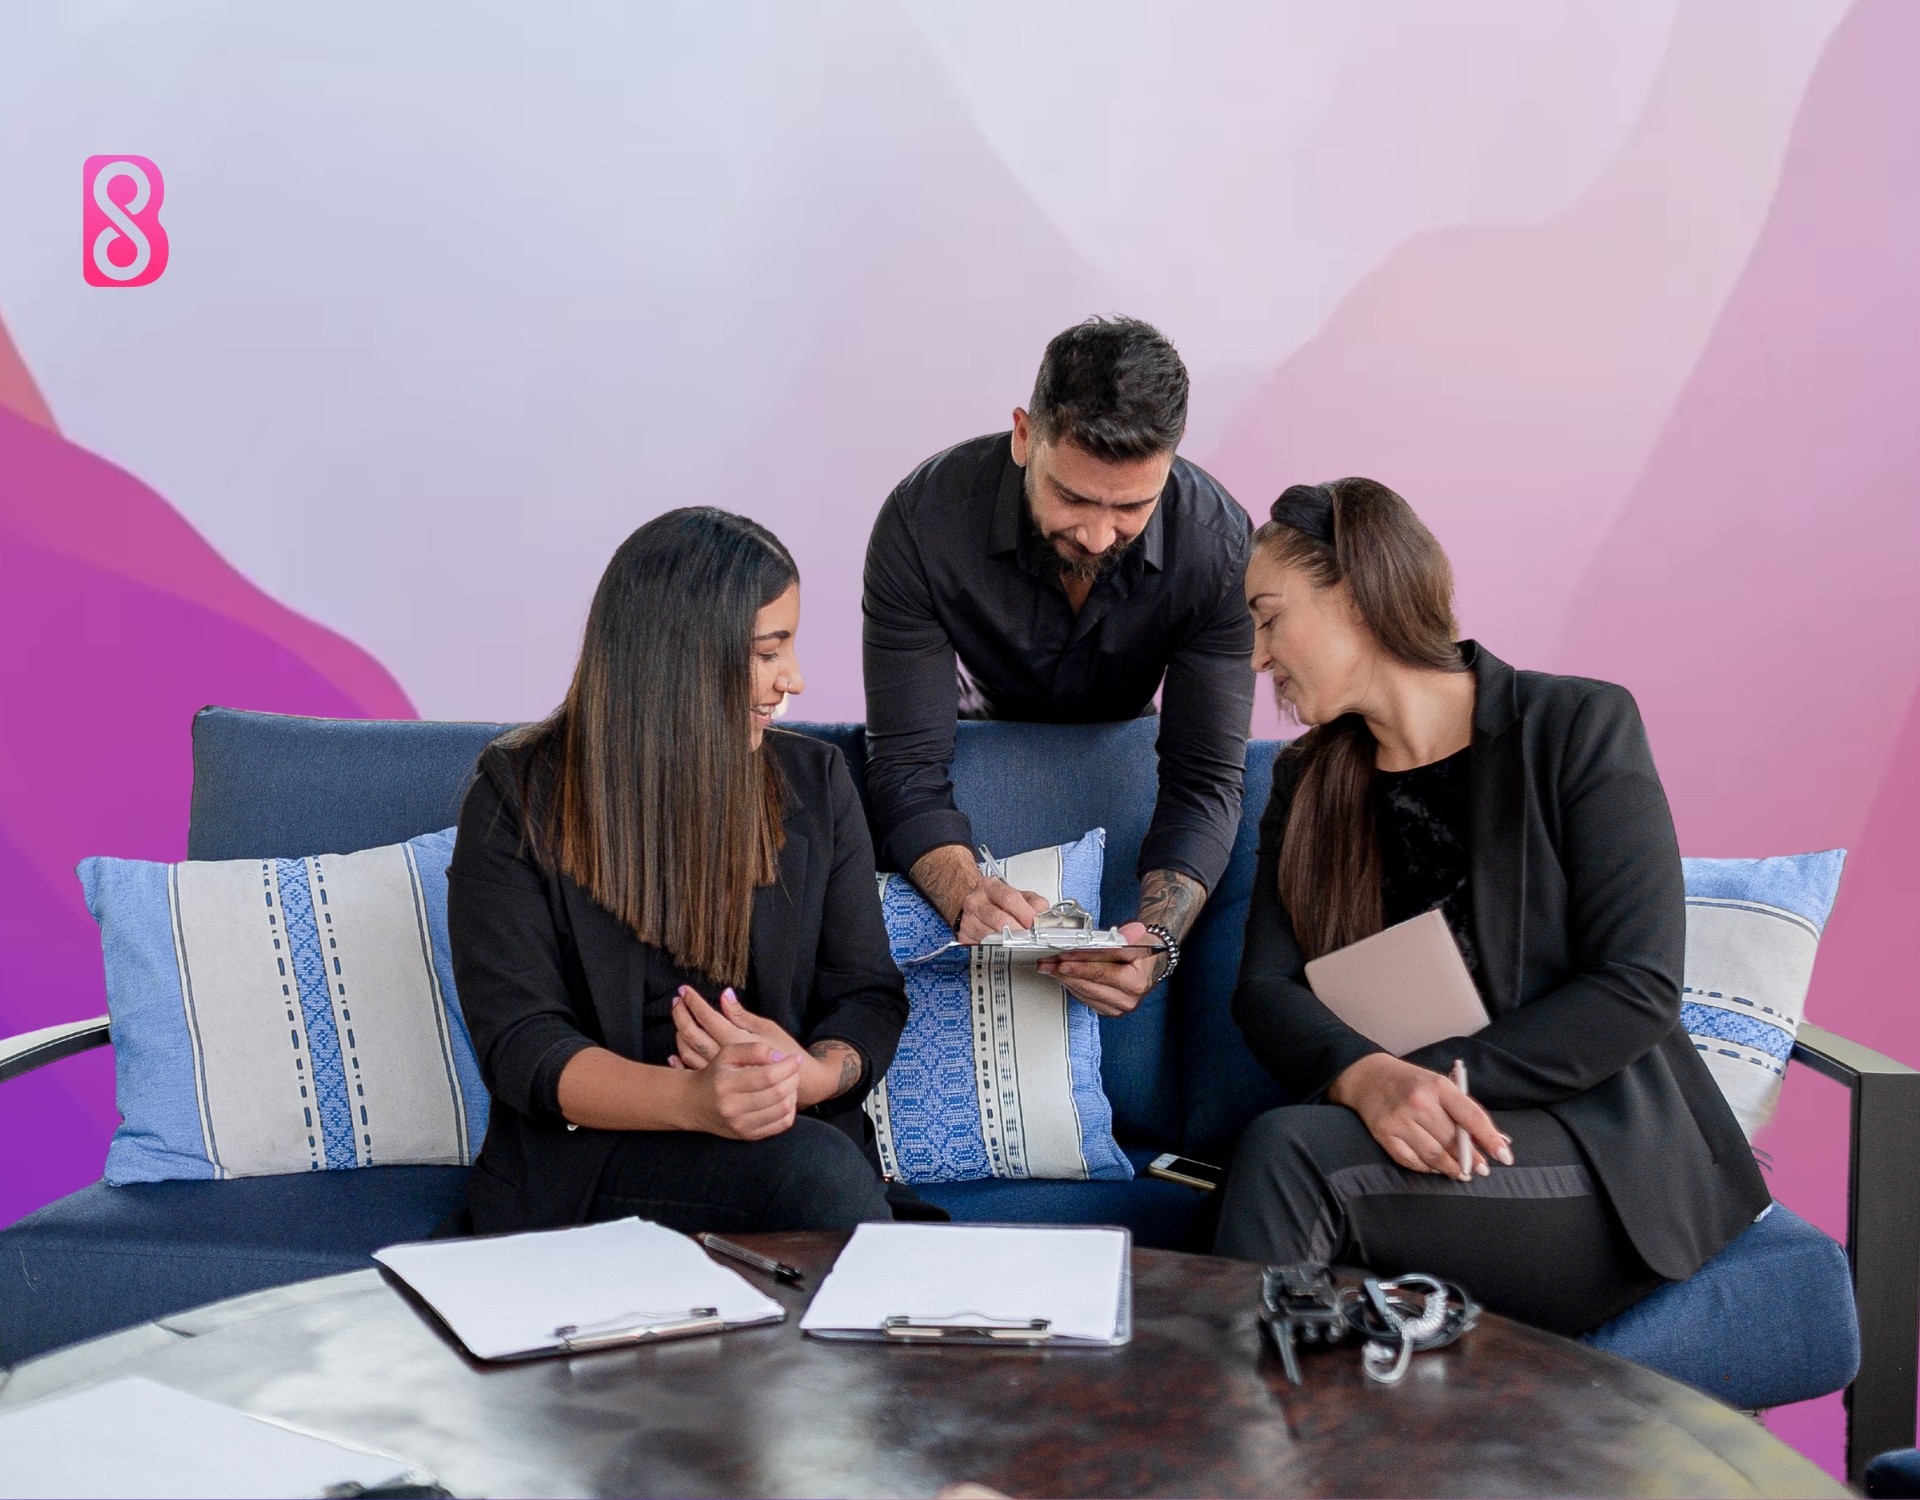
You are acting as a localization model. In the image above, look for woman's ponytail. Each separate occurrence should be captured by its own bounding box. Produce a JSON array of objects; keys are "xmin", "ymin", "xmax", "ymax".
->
[{"xmin": 1258, "ymin": 478, "xmax": 1463, "ymax": 960}]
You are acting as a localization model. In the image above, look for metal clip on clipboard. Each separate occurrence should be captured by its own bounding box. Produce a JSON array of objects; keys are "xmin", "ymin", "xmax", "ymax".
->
[
  {"xmin": 882, "ymin": 1314, "xmax": 1055, "ymax": 1343},
  {"xmin": 553, "ymin": 1306, "xmax": 725, "ymax": 1353},
  {"xmin": 904, "ymin": 899, "xmax": 1169, "ymax": 966}
]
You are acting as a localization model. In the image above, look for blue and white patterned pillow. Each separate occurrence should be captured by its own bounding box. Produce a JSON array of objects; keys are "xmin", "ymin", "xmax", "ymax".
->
[
  {"xmin": 78, "ymin": 829, "xmax": 487, "ymax": 1184},
  {"xmin": 865, "ymin": 829, "xmax": 1132, "ymax": 1184},
  {"xmin": 1681, "ymin": 849, "xmax": 1845, "ymax": 1139}
]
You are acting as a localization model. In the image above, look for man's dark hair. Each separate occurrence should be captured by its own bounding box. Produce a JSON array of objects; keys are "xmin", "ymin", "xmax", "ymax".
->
[{"xmin": 1027, "ymin": 315, "xmax": 1189, "ymax": 463}]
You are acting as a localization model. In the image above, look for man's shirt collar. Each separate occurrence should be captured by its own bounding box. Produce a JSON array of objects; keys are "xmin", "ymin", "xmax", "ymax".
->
[{"xmin": 990, "ymin": 444, "xmax": 1171, "ymax": 581}]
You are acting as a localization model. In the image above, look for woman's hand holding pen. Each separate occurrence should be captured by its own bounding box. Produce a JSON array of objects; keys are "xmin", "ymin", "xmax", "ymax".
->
[
  {"xmin": 671, "ymin": 986, "xmax": 857, "ymax": 1108},
  {"xmin": 1327, "ymin": 1053, "xmax": 1512, "ymax": 1181}
]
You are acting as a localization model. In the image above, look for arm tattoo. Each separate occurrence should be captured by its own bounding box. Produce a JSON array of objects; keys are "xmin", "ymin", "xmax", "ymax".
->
[
  {"xmin": 1137, "ymin": 869, "xmax": 1207, "ymax": 943},
  {"xmin": 808, "ymin": 1039, "xmax": 864, "ymax": 1101}
]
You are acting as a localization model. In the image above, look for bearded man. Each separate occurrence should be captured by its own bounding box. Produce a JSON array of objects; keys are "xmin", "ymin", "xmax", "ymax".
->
[{"xmin": 861, "ymin": 316, "xmax": 1254, "ymax": 1017}]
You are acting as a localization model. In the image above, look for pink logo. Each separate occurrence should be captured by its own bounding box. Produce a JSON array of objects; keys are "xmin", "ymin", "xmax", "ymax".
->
[{"xmin": 83, "ymin": 156, "xmax": 169, "ymax": 287}]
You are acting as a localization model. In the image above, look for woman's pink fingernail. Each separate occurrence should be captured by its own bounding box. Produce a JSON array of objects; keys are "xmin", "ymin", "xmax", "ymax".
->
[
  {"xmin": 770, "ymin": 1050, "xmax": 786, "ymax": 1062},
  {"xmin": 1497, "ymin": 1146, "xmax": 1515, "ymax": 1166}
]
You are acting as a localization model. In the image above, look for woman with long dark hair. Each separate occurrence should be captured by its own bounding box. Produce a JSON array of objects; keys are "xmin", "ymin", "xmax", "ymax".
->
[
  {"xmin": 1217, "ymin": 479, "xmax": 1767, "ymax": 1334},
  {"xmin": 448, "ymin": 507, "xmax": 906, "ymax": 1235}
]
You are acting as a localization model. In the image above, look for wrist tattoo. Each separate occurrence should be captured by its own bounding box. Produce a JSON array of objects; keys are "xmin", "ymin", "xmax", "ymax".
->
[
  {"xmin": 808, "ymin": 1040, "xmax": 863, "ymax": 1100},
  {"xmin": 1137, "ymin": 869, "xmax": 1206, "ymax": 943}
]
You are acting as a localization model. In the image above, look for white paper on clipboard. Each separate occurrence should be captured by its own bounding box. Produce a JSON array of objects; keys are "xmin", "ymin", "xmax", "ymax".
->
[
  {"xmin": 799, "ymin": 1223, "xmax": 1132, "ymax": 1346},
  {"xmin": 374, "ymin": 1217, "xmax": 784, "ymax": 1361}
]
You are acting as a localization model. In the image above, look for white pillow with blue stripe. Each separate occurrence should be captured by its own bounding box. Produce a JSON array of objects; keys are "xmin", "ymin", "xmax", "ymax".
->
[
  {"xmin": 78, "ymin": 829, "xmax": 487, "ymax": 1184},
  {"xmin": 865, "ymin": 828, "xmax": 1131, "ymax": 1184},
  {"xmin": 1681, "ymin": 849, "xmax": 1845, "ymax": 1140}
]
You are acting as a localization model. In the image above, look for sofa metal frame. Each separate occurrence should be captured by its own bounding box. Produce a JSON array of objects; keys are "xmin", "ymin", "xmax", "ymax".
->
[{"xmin": 4, "ymin": 1013, "xmax": 1916, "ymax": 1484}]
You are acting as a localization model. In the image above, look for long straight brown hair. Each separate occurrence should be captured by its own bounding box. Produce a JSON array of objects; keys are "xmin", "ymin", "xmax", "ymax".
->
[
  {"xmin": 1258, "ymin": 478, "xmax": 1466, "ymax": 961},
  {"xmin": 506, "ymin": 508, "xmax": 795, "ymax": 987}
]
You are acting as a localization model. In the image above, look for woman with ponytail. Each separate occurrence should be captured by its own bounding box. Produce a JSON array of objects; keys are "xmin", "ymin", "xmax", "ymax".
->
[
  {"xmin": 448, "ymin": 508, "xmax": 907, "ymax": 1237},
  {"xmin": 1216, "ymin": 479, "xmax": 1766, "ymax": 1335}
]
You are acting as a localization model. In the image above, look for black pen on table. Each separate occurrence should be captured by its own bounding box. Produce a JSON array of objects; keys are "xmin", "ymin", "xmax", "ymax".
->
[{"xmin": 699, "ymin": 1232, "xmax": 804, "ymax": 1284}]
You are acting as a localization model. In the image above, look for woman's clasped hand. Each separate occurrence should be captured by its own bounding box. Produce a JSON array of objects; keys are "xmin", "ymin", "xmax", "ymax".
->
[
  {"xmin": 670, "ymin": 985, "xmax": 861, "ymax": 1122},
  {"xmin": 1325, "ymin": 1053, "xmax": 1512, "ymax": 1181}
]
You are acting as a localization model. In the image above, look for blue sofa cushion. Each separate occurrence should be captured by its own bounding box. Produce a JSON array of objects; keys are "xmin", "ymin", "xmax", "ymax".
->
[
  {"xmin": 917, "ymin": 1148, "xmax": 1214, "ymax": 1252},
  {"xmin": 0, "ymin": 1167, "xmax": 472, "ymax": 1364},
  {"xmin": 187, "ymin": 710, "xmax": 518, "ymax": 861},
  {"xmin": 1582, "ymin": 1203, "xmax": 1858, "ymax": 1410},
  {"xmin": 1866, "ymin": 1447, "xmax": 1920, "ymax": 1498}
]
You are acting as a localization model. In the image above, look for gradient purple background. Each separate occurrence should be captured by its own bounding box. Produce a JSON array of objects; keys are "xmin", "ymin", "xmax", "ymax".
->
[{"xmin": 2, "ymin": 1, "xmax": 1916, "ymax": 1477}]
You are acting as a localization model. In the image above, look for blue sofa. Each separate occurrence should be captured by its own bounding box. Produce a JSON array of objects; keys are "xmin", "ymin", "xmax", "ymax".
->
[{"xmin": 3, "ymin": 708, "xmax": 1915, "ymax": 1483}]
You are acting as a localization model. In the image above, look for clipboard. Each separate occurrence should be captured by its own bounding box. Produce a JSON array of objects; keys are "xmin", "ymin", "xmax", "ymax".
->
[
  {"xmin": 1303, "ymin": 907, "xmax": 1490, "ymax": 1055},
  {"xmin": 0, "ymin": 1376, "xmax": 440, "ymax": 1500},
  {"xmin": 798, "ymin": 1223, "xmax": 1134, "ymax": 1348},
  {"xmin": 374, "ymin": 1218, "xmax": 786, "ymax": 1362},
  {"xmin": 905, "ymin": 900, "xmax": 1169, "ymax": 968}
]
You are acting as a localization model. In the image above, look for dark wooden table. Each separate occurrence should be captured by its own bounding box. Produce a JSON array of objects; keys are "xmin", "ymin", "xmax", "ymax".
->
[{"xmin": 0, "ymin": 1231, "xmax": 1847, "ymax": 1498}]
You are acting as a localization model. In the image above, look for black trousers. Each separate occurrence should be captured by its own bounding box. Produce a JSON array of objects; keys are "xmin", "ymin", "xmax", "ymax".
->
[
  {"xmin": 1214, "ymin": 1104, "xmax": 1666, "ymax": 1336},
  {"xmin": 588, "ymin": 1117, "xmax": 894, "ymax": 1235}
]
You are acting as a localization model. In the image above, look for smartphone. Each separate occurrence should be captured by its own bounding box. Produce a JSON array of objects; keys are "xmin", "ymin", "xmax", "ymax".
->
[{"xmin": 1146, "ymin": 1153, "xmax": 1224, "ymax": 1191}]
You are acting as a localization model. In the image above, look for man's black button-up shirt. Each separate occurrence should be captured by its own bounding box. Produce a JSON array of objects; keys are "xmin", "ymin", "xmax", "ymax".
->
[{"xmin": 861, "ymin": 431, "xmax": 1255, "ymax": 891}]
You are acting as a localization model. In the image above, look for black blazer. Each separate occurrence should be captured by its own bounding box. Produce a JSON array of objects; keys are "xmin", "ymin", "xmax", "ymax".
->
[
  {"xmin": 1231, "ymin": 643, "xmax": 1768, "ymax": 1281},
  {"xmin": 447, "ymin": 728, "xmax": 909, "ymax": 1234}
]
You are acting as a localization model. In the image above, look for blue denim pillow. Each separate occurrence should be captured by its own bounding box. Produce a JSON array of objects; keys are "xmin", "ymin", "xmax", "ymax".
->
[
  {"xmin": 1681, "ymin": 849, "xmax": 1845, "ymax": 1138},
  {"xmin": 864, "ymin": 828, "xmax": 1131, "ymax": 1184},
  {"xmin": 78, "ymin": 829, "xmax": 487, "ymax": 1184}
]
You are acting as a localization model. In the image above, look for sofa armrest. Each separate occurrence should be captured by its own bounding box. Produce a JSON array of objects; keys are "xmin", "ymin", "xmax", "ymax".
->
[
  {"xmin": 0, "ymin": 1016, "xmax": 111, "ymax": 1086},
  {"xmin": 1791, "ymin": 1022, "xmax": 1920, "ymax": 1485}
]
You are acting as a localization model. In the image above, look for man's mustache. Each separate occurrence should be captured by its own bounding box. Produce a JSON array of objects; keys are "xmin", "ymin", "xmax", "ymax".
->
[{"xmin": 1050, "ymin": 532, "xmax": 1137, "ymax": 581}]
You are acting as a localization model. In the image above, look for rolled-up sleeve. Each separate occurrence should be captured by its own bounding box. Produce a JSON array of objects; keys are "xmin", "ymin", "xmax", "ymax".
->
[
  {"xmin": 862, "ymin": 489, "xmax": 973, "ymax": 871},
  {"xmin": 802, "ymin": 750, "xmax": 911, "ymax": 1101},
  {"xmin": 446, "ymin": 757, "xmax": 595, "ymax": 1125},
  {"xmin": 1144, "ymin": 537, "xmax": 1255, "ymax": 891}
]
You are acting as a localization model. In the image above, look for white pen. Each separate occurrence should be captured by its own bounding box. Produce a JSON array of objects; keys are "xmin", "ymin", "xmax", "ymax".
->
[{"xmin": 1450, "ymin": 1059, "xmax": 1473, "ymax": 1179}]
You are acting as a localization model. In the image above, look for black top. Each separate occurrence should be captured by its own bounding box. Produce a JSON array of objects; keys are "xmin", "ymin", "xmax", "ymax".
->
[
  {"xmin": 1231, "ymin": 644, "xmax": 1769, "ymax": 1282},
  {"xmin": 1377, "ymin": 746, "xmax": 1477, "ymax": 972},
  {"xmin": 861, "ymin": 431, "xmax": 1255, "ymax": 889},
  {"xmin": 447, "ymin": 729, "xmax": 910, "ymax": 1234}
]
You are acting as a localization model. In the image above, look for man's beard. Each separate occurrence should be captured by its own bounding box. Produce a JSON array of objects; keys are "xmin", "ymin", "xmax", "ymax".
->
[{"xmin": 1026, "ymin": 473, "xmax": 1139, "ymax": 582}]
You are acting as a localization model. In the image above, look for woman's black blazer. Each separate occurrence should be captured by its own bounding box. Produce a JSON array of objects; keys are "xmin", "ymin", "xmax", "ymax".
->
[
  {"xmin": 1232, "ymin": 643, "xmax": 1769, "ymax": 1281},
  {"xmin": 447, "ymin": 728, "xmax": 909, "ymax": 1234}
]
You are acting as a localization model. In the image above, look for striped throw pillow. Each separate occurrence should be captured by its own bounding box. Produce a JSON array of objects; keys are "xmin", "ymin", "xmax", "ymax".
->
[
  {"xmin": 864, "ymin": 829, "xmax": 1131, "ymax": 1184},
  {"xmin": 1680, "ymin": 850, "xmax": 1846, "ymax": 1140},
  {"xmin": 78, "ymin": 830, "xmax": 487, "ymax": 1183}
]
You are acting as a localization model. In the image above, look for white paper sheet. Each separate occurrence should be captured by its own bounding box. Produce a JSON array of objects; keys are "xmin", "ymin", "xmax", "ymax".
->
[
  {"xmin": 374, "ymin": 1216, "xmax": 784, "ymax": 1360},
  {"xmin": 798, "ymin": 1223, "xmax": 1128, "ymax": 1341},
  {"xmin": 0, "ymin": 1377, "xmax": 418, "ymax": 1499}
]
